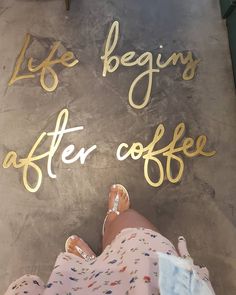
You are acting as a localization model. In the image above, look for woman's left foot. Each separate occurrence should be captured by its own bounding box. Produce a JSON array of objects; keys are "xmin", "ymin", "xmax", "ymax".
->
[{"xmin": 65, "ymin": 235, "xmax": 96, "ymax": 261}]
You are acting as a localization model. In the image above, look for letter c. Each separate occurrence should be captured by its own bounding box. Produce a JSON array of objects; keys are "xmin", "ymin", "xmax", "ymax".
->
[{"xmin": 116, "ymin": 143, "xmax": 130, "ymax": 161}]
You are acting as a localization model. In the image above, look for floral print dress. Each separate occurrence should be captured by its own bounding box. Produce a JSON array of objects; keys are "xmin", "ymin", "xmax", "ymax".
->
[{"xmin": 4, "ymin": 228, "xmax": 214, "ymax": 295}]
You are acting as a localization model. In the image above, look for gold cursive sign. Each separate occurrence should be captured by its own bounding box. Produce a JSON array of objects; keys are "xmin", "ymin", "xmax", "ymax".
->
[
  {"xmin": 116, "ymin": 123, "xmax": 216, "ymax": 187},
  {"xmin": 101, "ymin": 21, "xmax": 200, "ymax": 109},
  {"xmin": 2, "ymin": 113, "xmax": 216, "ymax": 192},
  {"xmin": 2, "ymin": 109, "xmax": 97, "ymax": 192},
  {"xmin": 8, "ymin": 34, "xmax": 79, "ymax": 91}
]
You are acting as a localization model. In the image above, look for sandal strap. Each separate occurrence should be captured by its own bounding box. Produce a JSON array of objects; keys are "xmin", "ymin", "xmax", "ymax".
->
[
  {"xmin": 107, "ymin": 208, "xmax": 120, "ymax": 215},
  {"xmin": 75, "ymin": 246, "xmax": 96, "ymax": 262},
  {"xmin": 106, "ymin": 194, "xmax": 120, "ymax": 216}
]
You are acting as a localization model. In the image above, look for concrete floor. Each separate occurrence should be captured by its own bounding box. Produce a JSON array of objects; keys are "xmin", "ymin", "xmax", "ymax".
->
[{"xmin": 0, "ymin": 0, "xmax": 236, "ymax": 294}]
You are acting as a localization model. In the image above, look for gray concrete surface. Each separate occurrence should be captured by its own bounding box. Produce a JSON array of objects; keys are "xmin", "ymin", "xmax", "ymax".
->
[{"xmin": 0, "ymin": 0, "xmax": 236, "ymax": 294}]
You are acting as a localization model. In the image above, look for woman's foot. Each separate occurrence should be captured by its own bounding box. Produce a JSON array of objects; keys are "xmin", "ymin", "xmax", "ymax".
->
[
  {"xmin": 102, "ymin": 184, "xmax": 130, "ymax": 235},
  {"xmin": 65, "ymin": 235, "xmax": 96, "ymax": 261}
]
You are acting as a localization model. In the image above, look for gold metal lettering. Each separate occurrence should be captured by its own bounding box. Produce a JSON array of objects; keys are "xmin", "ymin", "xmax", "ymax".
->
[
  {"xmin": 8, "ymin": 34, "xmax": 35, "ymax": 85},
  {"xmin": 101, "ymin": 21, "xmax": 200, "ymax": 109},
  {"xmin": 116, "ymin": 123, "xmax": 215, "ymax": 187},
  {"xmin": 8, "ymin": 34, "xmax": 79, "ymax": 91},
  {"xmin": 156, "ymin": 52, "xmax": 200, "ymax": 80},
  {"xmin": 2, "ymin": 109, "xmax": 97, "ymax": 192}
]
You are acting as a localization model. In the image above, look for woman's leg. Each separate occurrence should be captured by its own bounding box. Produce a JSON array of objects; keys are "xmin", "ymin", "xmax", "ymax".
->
[{"xmin": 102, "ymin": 186, "xmax": 158, "ymax": 249}]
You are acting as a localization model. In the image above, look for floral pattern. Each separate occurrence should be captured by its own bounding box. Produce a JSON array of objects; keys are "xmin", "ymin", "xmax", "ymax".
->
[{"xmin": 4, "ymin": 228, "xmax": 212, "ymax": 295}]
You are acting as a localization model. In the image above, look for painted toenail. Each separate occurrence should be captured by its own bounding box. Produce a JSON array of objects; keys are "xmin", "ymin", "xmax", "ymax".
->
[{"xmin": 70, "ymin": 235, "xmax": 77, "ymax": 240}]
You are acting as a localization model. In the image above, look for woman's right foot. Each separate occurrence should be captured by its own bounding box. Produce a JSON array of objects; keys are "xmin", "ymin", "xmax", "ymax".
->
[
  {"xmin": 65, "ymin": 235, "xmax": 96, "ymax": 261},
  {"xmin": 102, "ymin": 184, "xmax": 130, "ymax": 235}
]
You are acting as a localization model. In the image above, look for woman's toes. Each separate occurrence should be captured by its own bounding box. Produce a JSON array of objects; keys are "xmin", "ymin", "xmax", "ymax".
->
[
  {"xmin": 67, "ymin": 241, "xmax": 77, "ymax": 254},
  {"xmin": 66, "ymin": 235, "xmax": 96, "ymax": 260},
  {"xmin": 111, "ymin": 184, "xmax": 118, "ymax": 191}
]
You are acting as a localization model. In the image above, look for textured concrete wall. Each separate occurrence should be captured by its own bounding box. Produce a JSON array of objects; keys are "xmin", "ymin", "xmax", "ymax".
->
[{"xmin": 0, "ymin": 0, "xmax": 236, "ymax": 294}]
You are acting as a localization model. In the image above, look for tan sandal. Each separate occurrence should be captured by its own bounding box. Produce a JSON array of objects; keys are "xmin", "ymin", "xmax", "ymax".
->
[
  {"xmin": 102, "ymin": 184, "xmax": 130, "ymax": 236},
  {"xmin": 65, "ymin": 235, "xmax": 96, "ymax": 262}
]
